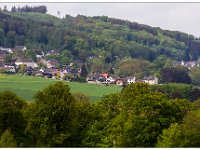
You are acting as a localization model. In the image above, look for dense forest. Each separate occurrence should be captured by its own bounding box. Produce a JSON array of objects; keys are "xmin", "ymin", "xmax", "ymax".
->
[
  {"xmin": 1, "ymin": 81, "xmax": 200, "ymax": 147},
  {"xmin": 1, "ymin": 5, "xmax": 200, "ymax": 80}
]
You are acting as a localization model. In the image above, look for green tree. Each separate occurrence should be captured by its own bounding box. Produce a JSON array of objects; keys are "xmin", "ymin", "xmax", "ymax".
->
[
  {"xmin": 80, "ymin": 64, "xmax": 88, "ymax": 77},
  {"xmin": 116, "ymin": 58, "xmax": 153, "ymax": 78},
  {"xmin": 0, "ymin": 28, "xmax": 4, "ymax": 46},
  {"xmin": 0, "ymin": 91, "xmax": 27, "ymax": 146},
  {"xmin": 0, "ymin": 129, "xmax": 17, "ymax": 147},
  {"xmin": 82, "ymin": 93, "xmax": 122, "ymax": 147},
  {"xmin": 153, "ymin": 55, "xmax": 172, "ymax": 69},
  {"xmin": 190, "ymin": 67, "xmax": 200, "ymax": 85},
  {"xmin": 25, "ymin": 82, "xmax": 79, "ymax": 147},
  {"xmin": 160, "ymin": 66, "xmax": 191, "ymax": 84},
  {"xmin": 157, "ymin": 110, "xmax": 200, "ymax": 147},
  {"xmin": 87, "ymin": 57, "xmax": 105, "ymax": 73},
  {"xmin": 6, "ymin": 31, "xmax": 16, "ymax": 48},
  {"xmin": 156, "ymin": 123, "xmax": 183, "ymax": 147},
  {"xmin": 3, "ymin": 53, "xmax": 14, "ymax": 64},
  {"xmin": 17, "ymin": 64, "xmax": 27, "ymax": 74},
  {"xmin": 119, "ymin": 83, "xmax": 194, "ymax": 147}
]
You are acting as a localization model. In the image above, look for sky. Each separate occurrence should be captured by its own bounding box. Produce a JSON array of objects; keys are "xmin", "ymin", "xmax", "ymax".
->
[{"xmin": 1, "ymin": 2, "xmax": 200, "ymax": 37}]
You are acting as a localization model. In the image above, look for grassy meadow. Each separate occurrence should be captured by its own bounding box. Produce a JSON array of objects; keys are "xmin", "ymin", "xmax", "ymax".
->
[{"xmin": 0, "ymin": 74, "xmax": 122, "ymax": 102}]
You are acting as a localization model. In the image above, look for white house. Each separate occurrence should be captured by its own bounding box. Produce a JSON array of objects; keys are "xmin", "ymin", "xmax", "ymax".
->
[
  {"xmin": 15, "ymin": 58, "xmax": 38, "ymax": 68},
  {"xmin": 39, "ymin": 68, "xmax": 44, "ymax": 72},
  {"xmin": 0, "ymin": 47, "xmax": 13, "ymax": 53},
  {"xmin": 142, "ymin": 76, "xmax": 158, "ymax": 85},
  {"xmin": 106, "ymin": 76, "xmax": 116, "ymax": 83},
  {"xmin": 126, "ymin": 76, "xmax": 136, "ymax": 84}
]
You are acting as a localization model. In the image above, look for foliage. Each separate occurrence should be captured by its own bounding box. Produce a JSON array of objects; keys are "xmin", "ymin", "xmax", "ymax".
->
[
  {"xmin": 0, "ymin": 129, "xmax": 17, "ymax": 147},
  {"xmin": 11, "ymin": 5, "xmax": 47, "ymax": 14},
  {"xmin": 25, "ymin": 82, "xmax": 79, "ymax": 147},
  {"xmin": 115, "ymin": 58, "xmax": 153, "ymax": 78},
  {"xmin": 0, "ymin": 91, "xmax": 27, "ymax": 146},
  {"xmin": 151, "ymin": 83, "xmax": 200, "ymax": 102},
  {"xmin": 160, "ymin": 66, "xmax": 192, "ymax": 84},
  {"xmin": 0, "ymin": 80, "xmax": 199, "ymax": 147},
  {"xmin": 157, "ymin": 110, "xmax": 200, "ymax": 147},
  {"xmin": 189, "ymin": 66, "xmax": 200, "ymax": 85},
  {"xmin": 118, "ymin": 83, "xmax": 194, "ymax": 147}
]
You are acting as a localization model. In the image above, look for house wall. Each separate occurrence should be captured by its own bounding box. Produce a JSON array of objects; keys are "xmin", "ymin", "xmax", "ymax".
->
[
  {"xmin": 143, "ymin": 78, "xmax": 158, "ymax": 85},
  {"xmin": 87, "ymin": 80, "xmax": 96, "ymax": 84},
  {"xmin": 15, "ymin": 62, "xmax": 38, "ymax": 68},
  {"xmin": 116, "ymin": 80, "xmax": 123, "ymax": 86},
  {"xmin": 127, "ymin": 78, "xmax": 136, "ymax": 84}
]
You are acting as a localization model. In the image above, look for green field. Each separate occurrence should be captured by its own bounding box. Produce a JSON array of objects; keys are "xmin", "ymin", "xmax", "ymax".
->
[{"xmin": 0, "ymin": 74, "xmax": 122, "ymax": 102}]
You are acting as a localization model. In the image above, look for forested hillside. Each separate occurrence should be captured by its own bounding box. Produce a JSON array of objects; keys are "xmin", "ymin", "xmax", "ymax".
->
[
  {"xmin": 1, "ymin": 6, "xmax": 200, "ymax": 82},
  {"xmin": 1, "ymin": 7, "xmax": 200, "ymax": 62}
]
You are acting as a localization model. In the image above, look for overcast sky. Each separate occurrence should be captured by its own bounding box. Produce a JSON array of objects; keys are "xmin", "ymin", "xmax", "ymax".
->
[{"xmin": 1, "ymin": 3, "xmax": 200, "ymax": 37}]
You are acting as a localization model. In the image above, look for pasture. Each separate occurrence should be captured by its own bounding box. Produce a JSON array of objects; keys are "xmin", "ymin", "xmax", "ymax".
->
[{"xmin": 0, "ymin": 74, "xmax": 122, "ymax": 101}]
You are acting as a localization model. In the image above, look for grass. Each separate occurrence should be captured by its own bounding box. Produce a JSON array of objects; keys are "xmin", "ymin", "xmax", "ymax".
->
[{"xmin": 0, "ymin": 74, "xmax": 122, "ymax": 102}]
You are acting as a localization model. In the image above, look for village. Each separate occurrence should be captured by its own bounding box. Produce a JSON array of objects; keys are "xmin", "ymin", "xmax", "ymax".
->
[{"xmin": 1, "ymin": 45, "xmax": 199, "ymax": 87}]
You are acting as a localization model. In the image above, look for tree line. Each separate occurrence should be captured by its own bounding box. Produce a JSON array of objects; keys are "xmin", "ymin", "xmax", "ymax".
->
[
  {"xmin": 10, "ymin": 5, "xmax": 47, "ymax": 14},
  {"xmin": 0, "ymin": 82, "xmax": 200, "ymax": 147}
]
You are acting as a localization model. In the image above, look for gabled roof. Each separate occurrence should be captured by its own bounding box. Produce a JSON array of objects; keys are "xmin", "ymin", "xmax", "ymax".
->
[{"xmin": 100, "ymin": 73, "xmax": 109, "ymax": 78}]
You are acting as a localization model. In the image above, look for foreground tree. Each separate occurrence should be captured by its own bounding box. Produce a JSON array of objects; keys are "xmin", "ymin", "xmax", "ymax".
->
[
  {"xmin": 157, "ymin": 110, "xmax": 200, "ymax": 147},
  {"xmin": 25, "ymin": 82, "xmax": 79, "ymax": 147},
  {"xmin": 0, "ymin": 129, "xmax": 17, "ymax": 147},
  {"xmin": 117, "ymin": 83, "xmax": 194, "ymax": 147},
  {"xmin": 0, "ymin": 91, "xmax": 27, "ymax": 147}
]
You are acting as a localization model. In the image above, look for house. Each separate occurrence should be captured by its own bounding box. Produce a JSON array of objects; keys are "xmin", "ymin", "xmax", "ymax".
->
[
  {"xmin": 42, "ymin": 68, "xmax": 53, "ymax": 78},
  {"xmin": 2, "ymin": 66, "xmax": 16, "ymax": 73},
  {"xmin": 174, "ymin": 60, "xmax": 199, "ymax": 69},
  {"xmin": 47, "ymin": 59, "xmax": 59, "ymax": 68},
  {"xmin": 15, "ymin": 58, "xmax": 38, "ymax": 68},
  {"xmin": 184, "ymin": 61, "xmax": 199, "ymax": 69},
  {"xmin": 34, "ymin": 71, "xmax": 43, "ymax": 77},
  {"xmin": 115, "ymin": 79, "xmax": 125, "ymax": 86},
  {"xmin": 142, "ymin": 76, "xmax": 158, "ymax": 85},
  {"xmin": 115, "ymin": 76, "xmax": 136, "ymax": 86},
  {"xmin": 86, "ymin": 73, "xmax": 107, "ymax": 84},
  {"xmin": 0, "ymin": 47, "xmax": 13, "ymax": 53},
  {"xmin": 106, "ymin": 75, "xmax": 117, "ymax": 84},
  {"xmin": 125, "ymin": 76, "xmax": 136, "ymax": 84}
]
